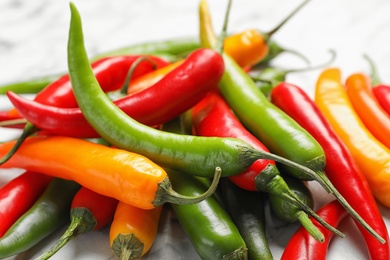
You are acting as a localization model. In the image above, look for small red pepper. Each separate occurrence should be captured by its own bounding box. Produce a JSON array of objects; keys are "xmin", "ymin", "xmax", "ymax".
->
[
  {"xmin": 281, "ymin": 200, "xmax": 349, "ymax": 260},
  {"xmin": 7, "ymin": 48, "xmax": 223, "ymax": 138},
  {"xmin": 270, "ymin": 82, "xmax": 389, "ymax": 259},
  {"xmin": 0, "ymin": 171, "xmax": 53, "ymax": 238},
  {"xmin": 0, "ymin": 55, "xmax": 169, "ymax": 122},
  {"xmin": 36, "ymin": 187, "xmax": 118, "ymax": 260}
]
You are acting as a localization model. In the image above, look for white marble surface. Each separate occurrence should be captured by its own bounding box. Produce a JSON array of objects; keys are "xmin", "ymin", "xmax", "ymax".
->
[{"xmin": 1, "ymin": 0, "xmax": 390, "ymax": 259}]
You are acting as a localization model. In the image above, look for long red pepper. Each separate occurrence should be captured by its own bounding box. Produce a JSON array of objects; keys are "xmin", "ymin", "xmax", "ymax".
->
[
  {"xmin": 281, "ymin": 200, "xmax": 349, "ymax": 260},
  {"xmin": 36, "ymin": 187, "xmax": 118, "ymax": 260},
  {"xmin": 270, "ymin": 82, "xmax": 390, "ymax": 260},
  {"xmin": 6, "ymin": 48, "xmax": 224, "ymax": 138},
  {"xmin": 191, "ymin": 91, "xmax": 338, "ymax": 238},
  {"xmin": 0, "ymin": 55, "xmax": 169, "ymax": 122},
  {"xmin": 0, "ymin": 171, "xmax": 53, "ymax": 237}
]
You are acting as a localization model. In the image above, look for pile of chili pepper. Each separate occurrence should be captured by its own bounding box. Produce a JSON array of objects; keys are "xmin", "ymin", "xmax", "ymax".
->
[{"xmin": 0, "ymin": 0, "xmax": 389, "ymax": 259}]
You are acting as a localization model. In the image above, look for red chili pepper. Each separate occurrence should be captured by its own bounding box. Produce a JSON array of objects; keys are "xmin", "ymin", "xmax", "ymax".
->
[
  {"xmin": 36, "ymin": 187, "xmax": 118, "ymax": 260},
  {"xmin": 364, "ymin": 54, "xmax": 390, "ymax": 116},
  {"xmin": 191, "ymin": 91, "xmax": 275, "ymax": 191},
  {"xmin": 281, "ymin": 200, "xmax": 348, "ymax": 260},
  {"xmin": 191, "ymin": 91, "xmax": 337, "ymax": 236},
  {"xmin": 0, "ymin": 171, "xmax": 53, "ymax": 237},
  {"xmin": 1, "ymin": 55, "xmax": 169, "ymax": 122},
  {"xmin": 7, "ymin": 48, "xmax": 224, "ymax": 138},
  {"xmin": 270, "ymin": 82, "xmax": 390, "ymax": 259}
]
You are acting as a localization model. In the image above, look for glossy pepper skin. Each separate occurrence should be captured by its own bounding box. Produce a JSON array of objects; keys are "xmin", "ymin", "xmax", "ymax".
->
[
  {"xmin": 168, "ymin": 169, "xmax": 248, "ymax": 260},
  {"xmin": 7, "ymin": 47, "xmax": 221, "ymax": 138},
  {"xmin": 315, "ymin": 68, "xmax": 390, "ymax": 209},
  {"xmin": 0, "ymin": 171, "xmax": 53, "ymax": 237},
  {"xmin": 36, "ymin": 187, "xmax": 119, "ymax": 260},
  {"xmin": 271, "ymin": 81, "xmax": 390, "ymax": 259},
  {"xmin": 0, "ymin": 136, "xmax": 219, "ymax": 210},
  {"xmin": 0, "ymin": 178, "xmax": 80, "ymax": 258},
  {"xmin": 372, "ymin": 84, "xmax": 390, "ymax": 116},
  {"xmin": 345, "ymin": 72, "xmax": 390, "ymax": 149},
  {"xmin": 1, "ymin": 55, "xmax": 168, "ymax": 122},
  {"xmin": 109, "ymin": 202, "xmax": 163, "ymax": 259},
  {"xmin": 219, "ymin": 178, "xmax": 273, "ymax": 260},
  {"xmin": 66, "ymin": 3, "xmax": 313, "ymax": 179},
  {"xmin": 281, "ymin": 200, "xmax": 349, "ymax": 260}
]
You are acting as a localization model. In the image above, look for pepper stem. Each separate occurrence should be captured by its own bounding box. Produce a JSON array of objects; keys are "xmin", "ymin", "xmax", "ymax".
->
[
  {"xmin": 363, "ymin": 54, "xmax": 381, "ymax": 86},
  {"xmin": 119, "ymin": 56, "xmax": 158, "ymax": 95},
  {"xmin": 296, "ymin": 211, "xmax": 325, "ymax": 243},
  {"xmin": 35, "ymin": 207, "xmax": 97, "ymax": 260},
  {"xmin": 153, "ymin": 167, "xmax": 222, "ymax": 207},
  {"xmin": 214, "ymin": 0, "xmax": 232, "ymax": 54},
  {"xmin": 256, "ymin": 164, "xmax": 344, "ymax": 238},
  {"xmin": 0, "ymin": 122, "xmax": 38, "ymax": 165},
  {"xmin": 252, "ymin": 149, "xmax": 385, "ymax": 243},
  {"xmin": 111, "ymin": 233, "xmax": 144, "ymax": 260},
  {"xmin": 264, "ymin": 0, "xmax": 311, "ymax": 40}
]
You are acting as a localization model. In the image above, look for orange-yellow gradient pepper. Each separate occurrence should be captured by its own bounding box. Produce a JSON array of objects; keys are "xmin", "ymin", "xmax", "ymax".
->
[
  {"xmin": 0, "ymin": 136, "xmax": 217, "ymax": 210},
  {"xmin": 109, "ymin": 202, "xmax": 163, "ymax": 259},
  {"xmin": 345, "ymin": 72, "xmax": 390, "ymax": 149},
  {"xmin": 315, "ymin": 67, "xmax": 390, "ymax": 207}
]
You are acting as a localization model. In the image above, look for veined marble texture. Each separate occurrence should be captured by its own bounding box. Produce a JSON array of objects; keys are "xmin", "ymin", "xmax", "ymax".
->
[{"xmin": 1, "ymin": 0, "xmax": 390, "ymax": 259}]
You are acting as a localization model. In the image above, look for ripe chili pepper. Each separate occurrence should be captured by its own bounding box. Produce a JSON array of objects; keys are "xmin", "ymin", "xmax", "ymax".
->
[
  {"xmin": 345, "ymin": 72, "xmax": 390, "ymax": 149},
  {"xmin": 66, "ymin": 2, "xmax": 324, "ymax": 181},
  {"xmin": 0, "ymin": 178, "xmax": 80, "ymax": 258},
  {"xmin": 219, "ymin": 178, "xmax": 273, "ymax": 260},
  {"xmin": 191, "ymin": 91, "xmax": 340, "ymax": 236},
  {"xmin": 281, "ymin": 200, "xmax": 349, "ymax": 260},
  {"xmin": 1, "ymin": 55, "xmax": 169, "ymax": 123},
  {"xmin": 36, "ymin": 187, "xmax": 119, "ymax": 260},
  {"xmin": 199, "ymin": 0, "xmax": 310, "ymax": 68},
  {"xmin": 198, "ymin": 1, "xmax": 383, "ymax": 243},
  {"xmin": 269, "ymin": 174, "xmax": 326, "ymax": 242},
  {"xmin": 0, "ymin": 171, "xmax": 53, "ymax": 238},
  {"xmin": 7, "ymin": 45, "xmax": 222, "ymax": 138},
  {"xmin": 109, "ymin": 202, "xmax": 163, "ymax": 259},
  {"xmin": 168, "ymin": 168, "xmax": 248, "ymax": 259},
  {"xmin": 315, "ymin": 67, "xmax": 390, "ymax": 209},
  {"xmin": 0, "ymin": 135, "xmax": 221, "ymax": 210},
  {"xmin": 271, "ymin": 81, "xmax": 389, "ymax": 256}
]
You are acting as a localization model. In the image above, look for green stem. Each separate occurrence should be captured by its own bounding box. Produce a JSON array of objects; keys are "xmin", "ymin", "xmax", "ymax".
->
[
  {"xmin": 215, "ymin": 0, "xmax": 232, "ymax": 54},
  {"xmin": 264, "ymin": 0, "xmax": 311, "ymax": 39},
  {"xmin": 0, "ymin": 122, "xmax": 38, "ymax": 165},
  {"xmin": 153, "ymin": 167, "xmax": 222, "ymax": 207},
  {"xmin": 36, "ymin": 208, "xmax": 97, "ymax": 260},
  {"xmin": 296, "ymin": 211, "xmax": 325, "ymax": 242},
  {"xmin": 0, "ymin": 118, "xmax": 27, "ymax": 127},
  {"xmin": 111, "ymin": 233, "xmax": 144, "ymax": 260},
  {"xmin": 363, "ymin": 54, "xmax": 381, "ymax": 86}
]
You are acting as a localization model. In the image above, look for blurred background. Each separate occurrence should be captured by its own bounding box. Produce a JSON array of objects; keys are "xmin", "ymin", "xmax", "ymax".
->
[{"xmin": 1, "ymin": 0, "xmax": 390, "ymax": 259}]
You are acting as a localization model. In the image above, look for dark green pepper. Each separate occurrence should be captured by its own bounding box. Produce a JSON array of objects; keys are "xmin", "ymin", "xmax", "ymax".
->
[
  {"xmin": 0, "ymin": 178, "xmax": 80, "ymax": 258},
  {"xmin": 220, "ymin": 178, "xmax": 273, "ymax": 260},
  {"xmin": 168, "ymin": 169, "xmax": 248, "ymax": 260}
]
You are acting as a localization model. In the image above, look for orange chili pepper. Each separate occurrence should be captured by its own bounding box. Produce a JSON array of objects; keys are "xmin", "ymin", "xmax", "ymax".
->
[
  {"xmin": 0, "ymin": 136, "xmax": 220, "ymax": 210},
  {"xmin": 109, "ymin": 202, "xmax": 163, "ymax": 259},
  {"xmin": 314, "ymin": 67, "xmax": 390, "ymax": 207},
  {"xmin": 199, "ymin": 0, "xmax": 310, "ymax": 68},
  {"xmin": 345, "ymin": 72, "xmax": 390, "ymax": 149}
]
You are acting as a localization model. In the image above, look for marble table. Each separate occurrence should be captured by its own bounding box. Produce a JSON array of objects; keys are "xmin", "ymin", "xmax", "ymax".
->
[{"xmin": 1, "ymin": 0, "xmax": 390, "ymax": 259}]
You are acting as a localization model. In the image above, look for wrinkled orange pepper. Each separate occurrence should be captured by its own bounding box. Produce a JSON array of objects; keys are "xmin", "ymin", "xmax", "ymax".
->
[
  {"xmin": 109, "ymin": 202, "xmax": 163, "ymax": 259},
  {"xmin": 345, "ymin": 72, "xmax": 390, "ymax": 149},
  {"xmin": 315, "ymin": 67, "xmax": 390, "ymax": 207}
]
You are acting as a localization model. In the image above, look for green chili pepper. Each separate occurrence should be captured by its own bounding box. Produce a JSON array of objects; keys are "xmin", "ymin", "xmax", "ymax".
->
[
  {"xmin": 268, "ymin": 174, "xmax": 325, "ymax": 242},
  {"xmin": 168, "ymin": 168, "xmax": 248, "ymax": 260},
  {"xmin": 219, "ymin": 178, "xmax": 273, "ymax": 260},
  {"xmin": 0, "ymin": 178, "xmax": 80, "ymax": 258},
  {"xmin": 67, "ymin": 2, "xmax": 323, "ymax": 183},
  {"xmin": 0, "ymin": 75, "xmax": 60, "ymax": 95}
]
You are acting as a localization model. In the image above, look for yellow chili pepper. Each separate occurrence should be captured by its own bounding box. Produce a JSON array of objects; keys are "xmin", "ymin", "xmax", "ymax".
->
[
  {"xmin": 314, "ymin": 67, "xmax": 390, "ymax": 207},
  {"xmin": 109, "ymin": 202, "xmax": 163, "ymax": 259}
]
